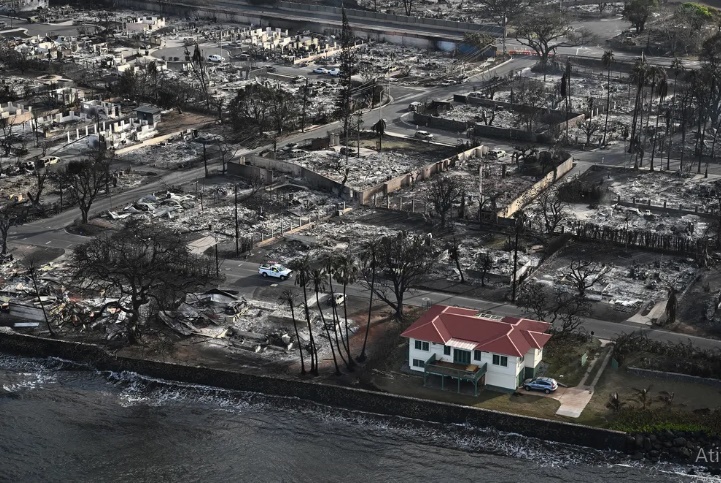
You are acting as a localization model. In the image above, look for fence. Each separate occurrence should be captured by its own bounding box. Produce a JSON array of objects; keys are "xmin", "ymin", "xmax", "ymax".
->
[{"xmin": 570, "ymin": 221, "xmax": 705, "ymax": 255}]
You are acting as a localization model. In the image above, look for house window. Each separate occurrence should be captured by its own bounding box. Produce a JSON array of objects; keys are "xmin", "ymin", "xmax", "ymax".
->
[
  {"xmin": 474, "ymin": 350, "xmax": 482, "ymax": 361},
  {"xmin": 492, "ymin": 354, "xmax": 508, "ymax": 367},
  {"xmin": 444, "ymin": 346, "xmax": 451, "ymax": 356},
  {"xmin": 414, "ymin": 340, "xmax": 429, "ymax": 351},
  {"xmin": 453, "ymin": 349, "xmax": 471, "ymax": 365},
  {"xmin": 412, "ymin": 359, "xmax": 425, "ymax": 368}
]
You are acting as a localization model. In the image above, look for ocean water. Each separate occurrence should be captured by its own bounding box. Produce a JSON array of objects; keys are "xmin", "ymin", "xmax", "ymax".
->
[{"xmin": 0, "ymin": 354, "xmax": 712, "ymax": 483}]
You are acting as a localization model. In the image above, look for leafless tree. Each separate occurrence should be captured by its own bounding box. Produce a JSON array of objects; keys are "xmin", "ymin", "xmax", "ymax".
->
[
  {"xmin": 476, "ymin": 251, "xmax": 493, "ymax": 287},
  {"xmin": 26, "ymin": 163, "xmax": 48, "ymax": 214},
  {"xmin": 476, "ymin": 0, "xmax": 528, "ymax": 55},
  {"xmin": 579, "ymin": 119, "xmax": 602, "ymax": 147},
  {"xmin": 566, "ymin": 259, "xmax": 607, "ymax": 297},
  {"xmin": 427, "ymin": 176, "xmax": 461, "ymax": 230},
  {"xmin": 400, "ymin": 0, "xmax": 414, "ymax": 16},
  {"xmin": 0, "ymin": 205, "xmax": 20, "ymax": 256},
  {"xmin": 447, "ymin": 237, "xmax": 465, "ymax": 283},
  {"xmin": 362, "ymin": 232, "xmax": 438, "ymax": 319},
  {"xmin": 72, "ymin": 219, "xmax": 218, "ymax": 343},
  {"xmin": 0, "ymin": 116, "xmax": 18, "ymax": 157},
  {"xmin": 61, "ymin": 154, "xmax": 111, "ymax": 224},
  {"xmin": 26, "ymin": 256, "xmax": 56, "ymax": 337},
  {"xmin": 519, "ymin": 281, "xmax": 591, "ymax": 335},
  {"xmin": 537, "ymin": 189, "xmax": 567, "ymax": 235},
  {"xmin": 511, "ymin": 78, "xmax": 547, "ymax": 131}
]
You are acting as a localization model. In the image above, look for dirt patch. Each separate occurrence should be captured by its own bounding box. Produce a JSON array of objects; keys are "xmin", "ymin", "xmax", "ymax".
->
[
  {"xmin": 6, "ymin": 245, "xmax": 65, "ymax": 265},
  {"xmin": 65, "ymin": 220, "xmax": 114, "ymax": 237}
]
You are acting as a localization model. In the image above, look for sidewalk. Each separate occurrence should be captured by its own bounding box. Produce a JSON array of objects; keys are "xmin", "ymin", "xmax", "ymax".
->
[{"xmin": 555, "ymin": 341, "xmax": 614, "ymax": 418}]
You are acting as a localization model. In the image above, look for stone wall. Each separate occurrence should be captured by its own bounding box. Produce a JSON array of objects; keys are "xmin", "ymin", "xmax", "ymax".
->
[
  {"xmin": 627, "ymin": 367, "xmax": 721, "ymax": 389},
  {"xmin": 497, "ymin": 156, "xmax": 574, "ymax": 219},
  {"xmin": 0, "ymin": 330, "xmax": 627, "ymax": 452}
]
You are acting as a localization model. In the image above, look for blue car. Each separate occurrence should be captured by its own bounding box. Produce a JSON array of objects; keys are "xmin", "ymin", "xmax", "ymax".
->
[{"xmin": 523, "ymin": 377, "xmax": 558, "ymax": 394}]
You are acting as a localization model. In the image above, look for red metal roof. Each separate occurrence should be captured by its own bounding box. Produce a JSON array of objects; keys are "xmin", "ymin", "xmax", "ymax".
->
[{"xmin": 400, "ymin": 305, "xmax": 552, "ymax": 358}]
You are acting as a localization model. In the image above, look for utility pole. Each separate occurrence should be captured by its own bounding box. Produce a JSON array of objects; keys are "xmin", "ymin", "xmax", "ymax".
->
[
  {"xmin": 234, "ymin": 184, "xmax": 239, "ymax": 256},
  {"xmin": 301, "ymin": 78, "xmax": 308, "ymax": 132},
  {"xmin": 356, "ymin": 111, "xmax": 362, "ymax": 158}
]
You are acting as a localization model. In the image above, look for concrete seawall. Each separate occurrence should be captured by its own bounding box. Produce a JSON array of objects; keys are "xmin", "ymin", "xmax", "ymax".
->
[{"xmin": 0, "ymin": 330, "xmax": 628, "ymax": 451}]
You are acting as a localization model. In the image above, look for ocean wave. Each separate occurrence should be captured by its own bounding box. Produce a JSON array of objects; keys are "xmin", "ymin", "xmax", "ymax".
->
[{"xmin": 0, "ymin": 354, "xmax": 712, "ymax": 480}]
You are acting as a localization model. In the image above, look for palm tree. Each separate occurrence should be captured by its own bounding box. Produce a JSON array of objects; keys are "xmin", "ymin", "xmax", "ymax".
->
[
  {"xmin": 650, "ymin": 75, "xmax": 668, "ymax": 171},
  {"xmin": 629, "ymin": 58, "xmax": 649, "ymax": 156},
  {"xmin": 288, "ymin": 256, "xmax": 318, "ymax": 375},
  {"xmin": 644, "ymin": 66, "xmax": 666, "ymax": 160},
  {"xmin": 357, "ymin": 241, "xmax": 377, "ymax": 363},
  {"xmin": 312, "ymin": 267, "xmax": 342, "ymax": 376},
  {"xmin": 323, "ymin": 255, "xmax": 351, "ymax": 370},
  {"xmin": 632, "ymin": 385, "xmax": 654, "ymax": 410},
  {"xmin": 668, "ymin": 58, "xmax": 684, "ymax": 170},
  {"xmin": 279, "ymin": 289, "xmax": 305, "ymax": 375},
  {"xmin": 333, "ymin": 253, "xmax": 359, "ymax": 367},
  {"xmin": 602, "ymin": 50, "xmax": 614, "ymax": 146}
]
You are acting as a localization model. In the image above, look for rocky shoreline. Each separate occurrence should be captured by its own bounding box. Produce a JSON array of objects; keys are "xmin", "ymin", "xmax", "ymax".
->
[{"xmin": 627, "ymin": 431, "xmax": 721, "ymax": 475}]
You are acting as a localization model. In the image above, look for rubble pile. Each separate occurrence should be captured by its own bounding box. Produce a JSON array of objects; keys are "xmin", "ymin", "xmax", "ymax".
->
[{"xmin": 285, "ymin": 146, "xmax": 444, "ymax": 190}]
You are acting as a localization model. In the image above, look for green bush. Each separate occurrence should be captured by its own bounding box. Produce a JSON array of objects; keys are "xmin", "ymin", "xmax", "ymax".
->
[{"xmin": 611, "ymin": 407, "xmax": 721, "ymax": 435}]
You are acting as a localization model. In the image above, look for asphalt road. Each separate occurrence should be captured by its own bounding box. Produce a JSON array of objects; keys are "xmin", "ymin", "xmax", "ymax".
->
[{"xmin": 223, "ymin": 262, "xmax": 721, "ymax": 351}]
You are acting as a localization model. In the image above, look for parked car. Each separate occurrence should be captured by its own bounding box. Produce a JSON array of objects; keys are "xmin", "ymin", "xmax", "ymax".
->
[
  {"xmin": 327, "ymin": 293, "xmax": 345, "ymax": 307},
  {"xmin": 258, "ymin": 262, "xmax": 292, "ymax": 281},
  {"xmin": 328, "ymin": 68, "xmax": 341, "ymax": 76},
  {"xmin": 415, "ymin": 130, "xmax": 434, "ymax": 141},
  {"xmin": 207, "ymin": 54, "xmax": 224, "ymax": 63},
  {"xmin": 523, "ymin": 377, "xmax": 558, "ymax": 394},
  {"xmin": 339, "ymin": 146, "xmax": 357, "ymax": 157},
  {"xmin": 488, "ymin": 149, "xmax": 507, "ymax": 159},
  {"xmin": 39, "ymin": 156, "xmax": 59, "ymax": 165},
  {"xmin": 408, "ymin": 101, "xmax": 422, "ymax": 112},
  {"xmin": 313, "ymin": 67, "xmax": 329, "ymax": 74}
]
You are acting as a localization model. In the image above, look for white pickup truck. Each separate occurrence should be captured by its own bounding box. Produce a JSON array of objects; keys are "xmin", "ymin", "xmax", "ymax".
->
[{"xmin": 258, "ymin": 263, "xmax": 292, "ymax": 281}]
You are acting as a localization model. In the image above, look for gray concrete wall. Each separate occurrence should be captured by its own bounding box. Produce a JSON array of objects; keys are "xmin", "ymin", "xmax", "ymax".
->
[
  {"xmin": 0, "ymin": 330, "xmax": 629, "ymax": 452},
  {"xmin": 627, "ymin": 367, "xmax": 721, "ymax": 389},
  {"xmin": 232, "ymin": 155, "xmax": 354, "ymax": 199},
  {"xmin": 497, "ymin": 156, "xmax": 574, "ymax": 218}
]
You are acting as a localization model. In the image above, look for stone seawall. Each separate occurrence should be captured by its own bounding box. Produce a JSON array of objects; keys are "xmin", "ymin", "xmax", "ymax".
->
[{"xmin": 0, "ymin": 330, "xmax": 628, "ymax": 451}]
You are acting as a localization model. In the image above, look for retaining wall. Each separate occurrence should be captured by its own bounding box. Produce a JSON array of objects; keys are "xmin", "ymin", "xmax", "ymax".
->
[
  {"xmin": 497, "ymin": 156, "xmax": 574, "ymax": 219},
  {"xmin": 627, "ymin": 367, "xmax": 721, "ymax": 389},
  {"xmin": 0, "ymin": 330, "xmax": 628, "ymax": 451},
  {"xmin": 230, "ymin": 154, "xmax": 354, "ymax": 199}
]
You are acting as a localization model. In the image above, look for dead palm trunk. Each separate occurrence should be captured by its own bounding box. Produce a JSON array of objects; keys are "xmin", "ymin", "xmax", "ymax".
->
[
  {"xmin": 326, "ymin": 269, "xmax": 351, "ymax": 370},
  {"xmin": 358, "ymin": 247, "xmax": 376, "ymax": 363},
  {"xmin": 602, "ymin": 54, "xmax": 613, "ymax": 146},
  {"xmin": 630, "ymin": 69, "xmax": 645, "ymax": 154},
  {"xmin": 282, "ymin": 291, "xmax": 305, "ymax": 375},
  {"xmin": 313, "ymin": 274, "xmax": 341, "ymax": 376},
  {"xmin": 298, "ymin": 274, "xmax": 318, "ymax": 375},
  {"xmin": 651, "ymin": 80, "xmax": 667, "ymax": 171}
]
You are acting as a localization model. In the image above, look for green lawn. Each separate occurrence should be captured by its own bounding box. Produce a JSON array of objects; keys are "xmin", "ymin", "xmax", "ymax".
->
[{"xmin": 541, "ymin": 336, "xmax": 602, "ymax": 387}]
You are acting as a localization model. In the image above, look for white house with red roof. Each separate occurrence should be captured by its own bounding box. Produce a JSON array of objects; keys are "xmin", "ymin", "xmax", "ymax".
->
[{"xmin": 401, "ymin": 305, "xmax": 552, "ymax": 393}]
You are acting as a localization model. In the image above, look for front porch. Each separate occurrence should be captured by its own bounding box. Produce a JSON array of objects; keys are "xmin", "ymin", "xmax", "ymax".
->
[{"xmin": 423, "ymin": 354, "xmax": 487, "ymax": 396}]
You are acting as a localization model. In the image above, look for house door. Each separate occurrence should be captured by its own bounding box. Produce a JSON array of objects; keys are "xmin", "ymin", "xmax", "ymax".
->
[{"xmin": 453, "ymin": 349, "xmax": 471, "ymax": 365}]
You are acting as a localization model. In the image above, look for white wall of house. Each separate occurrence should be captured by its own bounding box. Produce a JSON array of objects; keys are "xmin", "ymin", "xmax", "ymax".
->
[
  {"xmin": 482, "ymin": 351, "xmax": 521, "ymax": 390},
  {"xmin": 525, "ymin": 348, "xmax": 543, "ymax": 370},
  {"xmin": 407, "ymin": 337, "xmax": 525, "ymax": 391},
  {"xmin": 407, "ymin": 338, "xmax": 444, "ymax": 371}
]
